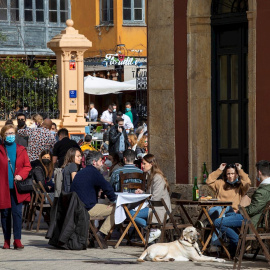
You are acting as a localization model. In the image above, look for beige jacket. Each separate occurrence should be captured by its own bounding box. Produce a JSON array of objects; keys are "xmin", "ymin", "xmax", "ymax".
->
[
  {"xmin": 147, "ymin": 173, "xmax": 172, "ymax": 223},
  {"xmin": 206, "ymin": 169, "xmax": 251, "ymax": 210}
]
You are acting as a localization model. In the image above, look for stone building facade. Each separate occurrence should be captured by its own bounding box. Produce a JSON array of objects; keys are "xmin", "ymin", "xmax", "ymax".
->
[{"xmin": 148, "ymin": 0, "xmax": 269, "ymax": 193}]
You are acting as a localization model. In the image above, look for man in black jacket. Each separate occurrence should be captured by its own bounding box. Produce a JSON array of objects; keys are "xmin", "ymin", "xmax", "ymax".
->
[
  {"xmin": 109, "ymin": 117, "xmax": 130, "ymax": 158},
  {"xmin": 71, "ymin": 151, "xmax": 116, "ymax": 248}
]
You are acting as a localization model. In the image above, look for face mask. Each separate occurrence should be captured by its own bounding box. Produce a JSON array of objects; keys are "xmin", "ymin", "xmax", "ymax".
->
[
  {"xmin": 226, "ymin": 178, "xmax": 239, "ymax": 185},
  {"xmin": 126, "ymin": 108, "xmax": 131, "ymax": 112},
  {"xmin": 5, "ymin": 135, "xmax": 16, "ymax": 144},
  {"xmin": 113, "ymin": 109, "xmax": 116, "ymax": 112},
  {"xmin": 17, "ymin": 119, "xmax": 25, "ymax": 128},
  {"xmin": 50, "ymin": 131, "xmax": 56, "ymax": 135},
  {"xmin": 257, "ymin": 177, "xmax": 261, "ymax": 182},
  {"xmin": 104, "ymin": 160, "xmax": 112, "ymax": 168},
  {"xmin": 42, "ymin": 159, "xmax": 51, "ymax": 165}
]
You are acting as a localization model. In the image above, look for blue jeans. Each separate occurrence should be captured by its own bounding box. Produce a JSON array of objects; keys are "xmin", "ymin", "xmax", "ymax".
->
[
  {"xmin": 1, "ymin": 189, "xmax": 23, "ymax": 240},
  {"xmin": 214, "ymin": 213, "xmax": 244, "ymax": 253},
  {"xmin": 129, "ymin": 207, "xmax": 149, "ymax": 228},
  {"xmin": 208, "ymin": 206, "xmax": 234, "ymax": 245}
]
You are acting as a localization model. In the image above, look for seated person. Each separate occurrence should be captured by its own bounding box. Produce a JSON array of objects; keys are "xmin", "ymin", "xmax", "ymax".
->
[
  {"xmin": 108, "ymin": 153, "xmax": 123, "ymax": 177},
  {"xmin": 110, "ymin": 149, "xmax": 143, "ymax": 192},
  {"xmin": 31, "ymin": 150, "xmax": 54, "ymax": 192},
  {"xmin": 132, "ymin": 154, "xmax": 171, "ymax": 243},
  {"xmin": 70, "ymin": 151, "xmax": 116, "ymax": 249},
  {"xmin": 213, "ymin": 160, "xmax": 270, "ymax": 257},
  {"xmin": 205, "ymin": 163, "xmax": 251, "ymax": 251},
  {"xmin": 80, "ymin": 135, "xmax": 97, "ymax": 152}
]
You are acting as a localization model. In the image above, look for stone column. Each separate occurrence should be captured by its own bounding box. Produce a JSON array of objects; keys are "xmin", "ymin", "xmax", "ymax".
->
[{"xmin": 47, "ymin": 19, "xmax": 92, "ymax": 132}]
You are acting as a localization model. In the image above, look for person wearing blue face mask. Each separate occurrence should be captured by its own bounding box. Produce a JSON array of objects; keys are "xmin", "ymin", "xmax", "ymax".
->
[
  {"xmin": 0, "ymin": 124, "xmax": 32, "ymax": 250},
  {"xmin": 201, "ymin": 163, "xmax": 251, "ymax": 252},
  {"xmin": 125, "ymin": 102, "xmax": 133, "ymax": 123}
]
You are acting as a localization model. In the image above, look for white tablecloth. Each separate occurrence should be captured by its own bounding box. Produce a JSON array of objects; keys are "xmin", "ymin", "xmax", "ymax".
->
[{"xmin": 114, "ymin": 193, "xmax": 151, "ymax": 224}]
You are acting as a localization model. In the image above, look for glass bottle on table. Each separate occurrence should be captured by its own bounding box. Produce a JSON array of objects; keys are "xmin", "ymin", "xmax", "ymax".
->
[
  {"xmin": 193, "ymin": 177, "xmax": 199, "ymax": 201},
  {"xmin": 202, "ymin": 162, "xmax": 209, "ymax": 185}
]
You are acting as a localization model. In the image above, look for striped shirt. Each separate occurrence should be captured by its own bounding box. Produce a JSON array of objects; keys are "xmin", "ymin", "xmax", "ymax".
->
[{"xmin": 110, "ymin": 164, "xmax": 143, "ymax": 192}]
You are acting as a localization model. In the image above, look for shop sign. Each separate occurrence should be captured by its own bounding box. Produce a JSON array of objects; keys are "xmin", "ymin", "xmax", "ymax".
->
[
  {"xmin": 103, "ymin": 54, "xmax": 139, "ymax": 66},
  {"xmin": 69, "ymin": 60, "xmax": 76, "ymax": 70}
]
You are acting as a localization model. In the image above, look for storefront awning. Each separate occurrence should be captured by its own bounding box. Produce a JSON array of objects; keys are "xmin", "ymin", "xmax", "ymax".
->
[{"xmin": 84, "ymin": 75, "xmax": 136, "ymax": 95}]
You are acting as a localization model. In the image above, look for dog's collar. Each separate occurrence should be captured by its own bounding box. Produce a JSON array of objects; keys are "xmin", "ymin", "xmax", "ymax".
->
[{"xmin": 179, "ymin": 238, "xmax": 202, "ymax": 257}]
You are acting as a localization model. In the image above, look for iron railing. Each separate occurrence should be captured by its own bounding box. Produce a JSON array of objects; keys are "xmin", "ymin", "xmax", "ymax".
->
[{"xmin": 0, "ymin": 74, "xmax": 59, "ymax": 120}]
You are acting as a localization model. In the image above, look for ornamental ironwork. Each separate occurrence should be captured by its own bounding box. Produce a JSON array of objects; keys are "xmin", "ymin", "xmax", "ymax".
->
[{"xmin": 212, "ymin": 0, "xmax": 248, "ymax": 15}]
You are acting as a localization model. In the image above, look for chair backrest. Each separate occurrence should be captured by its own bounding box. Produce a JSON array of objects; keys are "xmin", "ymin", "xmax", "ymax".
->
[
  {"xmin": 119, "ymin": 171, "xmax": 145, "ymax": 192},
  {"xmin": 33, "ymin": 180, "xmax": 54, "ymax": 206},
  {"xmin": 256, "ymin": 200, "xmax": 270, "ymax": 231}
]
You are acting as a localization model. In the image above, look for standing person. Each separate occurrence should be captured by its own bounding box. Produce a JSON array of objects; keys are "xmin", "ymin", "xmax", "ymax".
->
[
  {"xmin": 136, "ymin": 135, "xmax": 148, "ymax": 159},
  {"xmin": 205, "ymin": 163, "xmax": 251, "ymax": 251},
  {"xmin": 109, "ymin": 117, "xmax": 130, "ymax": 157},
  {"xmin": 112, "ymin": 103, "xmax": 117, "ymax": 125},
  {"xmin": 0, "ymin": 124, "xmax": 32, "ymax": 249},
  {"xmin": 62, "ymin": 147, "xmax": 83, "ymax": 193},
  {"xmin": 125, "ymin": 102, "xmax": 133, "ymax": 123},
  {"xmin": 16, "ymin": 113, "xmax": 28, "ymax": 147},
  {"xmin": 128, "ymin": 134, "xmax": 138, "ymax": 151},
  {"xmin": 213, "ymin": 160, "xmax": 270, "ymax": 257},
  {"xmin": 117, "ymin": 111, "xmax": 134, "ymax": 130},
  {"xmin": 29, "ymin": 114, "xmax": 43, "ymax": 128},
  {"xmin": 125, "ymin": 102, "xmax": 139, "ymax": 128},
  {"xmin": 100, "ymin": 105, "xmax": 114, "ymax": 128},
  {"xmin": 17, "ymin": 119, "xmax": 56, "ymax": 162},
  {"xmin": 132, "ymin": 154, "xmax": 172, "ymax": 243},
  {"xmin": 70, "ymin": 151, "xmax": 116, "ymax": 248},
  {"xmin": 31, "ymin": 149, "xmax": 54, "ymax": 192},
  {"xmin": 52, "ymin": 128, "xmax": 80, "ymax": 168},
  {"xmin": 85, "ymin": 102, "xmax": 98, "ymax": 122}
]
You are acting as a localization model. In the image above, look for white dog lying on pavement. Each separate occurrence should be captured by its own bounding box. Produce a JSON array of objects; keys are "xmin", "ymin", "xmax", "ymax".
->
[{"xmin": 137, "ymin": 226, "xmax": 225, "ymax": 263}]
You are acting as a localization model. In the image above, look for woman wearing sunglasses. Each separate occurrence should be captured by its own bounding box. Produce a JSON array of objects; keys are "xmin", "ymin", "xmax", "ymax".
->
[{"xmin": 205, "ymin": 163, "xmax": 251, "ymax": 252}]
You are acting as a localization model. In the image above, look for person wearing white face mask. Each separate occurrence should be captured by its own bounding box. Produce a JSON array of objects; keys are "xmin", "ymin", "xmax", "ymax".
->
[
  {"xmin": 0, "ymin": 124, "xmax": 32, "ymax": 250},
  {"xmin": 203, "ymin": 163, "xmax": 251, "ymax": 252}
]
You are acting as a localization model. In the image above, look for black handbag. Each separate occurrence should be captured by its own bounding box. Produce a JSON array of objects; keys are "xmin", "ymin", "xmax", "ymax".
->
[{"xmin": 5, "ymin": 147, "xmax": 33, "ymax": 194}]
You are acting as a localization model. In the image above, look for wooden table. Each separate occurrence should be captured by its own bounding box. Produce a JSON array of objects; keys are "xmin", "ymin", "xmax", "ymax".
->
[
  {"xmin": 176, "ymin": 200, "xmax": 233, "ymax": 259},
  {"xmin": 114, "ymin": 193, "xmax": 151, "ymax": 249}
]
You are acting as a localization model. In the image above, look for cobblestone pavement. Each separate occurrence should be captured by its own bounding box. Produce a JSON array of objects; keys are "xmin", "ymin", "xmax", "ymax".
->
[{"xmin": 0, "ymin": 229, "xmax": 269, "ymax": 270}]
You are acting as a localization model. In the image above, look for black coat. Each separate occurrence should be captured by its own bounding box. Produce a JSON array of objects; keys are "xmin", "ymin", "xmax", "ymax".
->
[
  {"xmin": 45, "ymin": 192, "xmax": 90, "ymax": 250},
  {"xmin": 109, "ymin": 125, "xmax": 130, "ymax": 155},
  {"xmin": 131, "ymin": 108, "xmax": 139, "ymax": 128}
]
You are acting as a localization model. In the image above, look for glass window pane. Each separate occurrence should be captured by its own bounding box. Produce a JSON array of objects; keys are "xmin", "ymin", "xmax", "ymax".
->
[
  {"xmin": 60, "ymin": 0, "xmax": 68, "ymax": 10},
  {"xmin": 231, "ymin": 104, "xmax": 239, "ymax": 148},
  {"xmin": 110, "ymin": 8, "xmax": 113, "ymax": 22},
  {"xmin": 0, "ymin": 9, "xmax": 7, "ymax": 20},
  {"xmin": 134, "ymin": 0, "xmax": 142, "ymax": 8},
  {"xmin": 231, "ymin": 55, "xmax": 238, "ymax": 100},
  {"xmin": 123, "ymin": 0, "xmax": 131, "ymax": 8},
  {"xmin": 36, "ymin": 0, "xmax": 43, "ymax": 9},
  {"xmin": 110, "ymin": 0, "xmax": 113, "ymax": 7},
  {"xmin": 36, "ymin": 10, "xmax": 44, "ymax": 21},
  {"xmin": 134, "ymin": 9, "xmax": 142, "ymax": 20},
  {"xmin": 123, "ymin": 8, "xmax": 131, "ymax": 20},
  {"xmin": 11, "ymin": 0, "xmax": 18, "ymax": 8},
  {"xmin": 0, "ymin": 0, "xmax": 7, "ymax": 8},
  {"xmin": 49, "ymin": 0, "xmax": 57, "ymax": 10},
  {"xmin": 24, "ymin": 0, "xmax": 32, "ymax": 9},
  {"xmin": 102, "ymin": 0, "xmax": 107, "ymax": 9},
  {"xmin": 60, "ymin": 11, "xmax": 67, "ymax": 22},
  {"xmin": 25, "ymin": 10, "xmax": 33, "ymax": 21},
  {"xmin": 220, "ymin": 104, "xmax": 228, "ymax": 148},
  {"xmin": 49, "ymin": 11, "xmax": 57, "ymax": 22},
  {"xmin": 10, "ymin": 9, "xmax": 19, "ymax": 21},
  {"xmin": 219, "ymin": 55, "xmax": 228, "ymax": 100}
]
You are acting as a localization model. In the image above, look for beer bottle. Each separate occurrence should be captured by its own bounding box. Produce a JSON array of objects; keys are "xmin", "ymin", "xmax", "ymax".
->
[
  {"xmin": 202, "ymin": 162, "xmax": 209, "ymax": 185},
  {"xmin": 193, "ymin": 177, "xmax": 199, "ymax": 201}
]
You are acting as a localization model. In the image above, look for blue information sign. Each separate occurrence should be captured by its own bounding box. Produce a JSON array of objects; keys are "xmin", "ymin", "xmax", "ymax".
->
[{"xmin": 69, "ymin": 90, "xmax": 77, "ymax": 98}]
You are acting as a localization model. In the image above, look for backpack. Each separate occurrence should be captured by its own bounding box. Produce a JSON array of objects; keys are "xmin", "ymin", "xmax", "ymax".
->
[{"xmin": 54, "ymin": 168, "xmax": 63, "ymax": 198}]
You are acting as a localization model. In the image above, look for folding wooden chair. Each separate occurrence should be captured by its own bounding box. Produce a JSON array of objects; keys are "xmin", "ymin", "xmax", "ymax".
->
[
  {"xmin": 28, "ymin": 180, "xmax": 53, "ymax": 232},
  {"xmin": 233, "ymin": 202, "xmax": 270, "ymax": 270},
  {"xmin": 144, "ymin": 198, "xmax": 192, "ymax": 248},
  {"xmin": 119, "ymin": 172, "xmax": 146, "ymax": 192},
  {"xmin": 89, "ymin": 216, "xmax": 105, "ymax": 249}
]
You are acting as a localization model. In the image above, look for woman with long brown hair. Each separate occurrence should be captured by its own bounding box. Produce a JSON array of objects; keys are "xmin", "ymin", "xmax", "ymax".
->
[
  {"xmin": 128, "ymin": 134, "xmax": 138, "ymax": 151},
  {"xmin": 31, "ymin": 149, "xmax": 54, "ymax": 192},
  {"xmin": 130, "ymin": 154, "xmax": 171, "ymax": 243},
  {"xmin": 136, "ymin": 135, "xmax": 148, "ymax": 159},
  {"xmin": 62, "ymin": 147, "xmax": 82, "ymax": 192}
]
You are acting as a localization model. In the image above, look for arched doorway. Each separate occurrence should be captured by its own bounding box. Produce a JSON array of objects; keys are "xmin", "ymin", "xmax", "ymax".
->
[{"xmin": 211, "ymin": 0, "xmax": 249, "ymax": 170}]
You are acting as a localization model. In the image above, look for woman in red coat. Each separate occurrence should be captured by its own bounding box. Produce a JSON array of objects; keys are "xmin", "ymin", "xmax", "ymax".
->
[{"xmin": 0, "ymin": 124, "xmax": 31, "ymax": 249}]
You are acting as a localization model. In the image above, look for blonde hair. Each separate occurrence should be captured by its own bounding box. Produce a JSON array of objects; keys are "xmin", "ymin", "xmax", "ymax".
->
[
  {"xmin": 1, "ymin": 124, "xmax": 16, "ymax": 140},
  {"xmin": 137, "ymin": 135, "xmax": 147, "ymax": 149},
  {"xmin": 143, "ymin": 154, "xmax": 170, "ymax": 192},
  {"xmin": 128, "ymin": 134, "xmax": 138, "ymax": 147}
]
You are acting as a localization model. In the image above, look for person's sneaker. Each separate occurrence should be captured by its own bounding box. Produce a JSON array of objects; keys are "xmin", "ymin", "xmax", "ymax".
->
[
  {"xmin": 148, "ymin": 229, "xmax": 161, "ymax": 243},
  {"xmin": 208, "ymin": 245, "xmax": 221, "ymax": 253},
  {"xmin": 96, "ymin": 231, "xmax": 108, "ymax": 249}
]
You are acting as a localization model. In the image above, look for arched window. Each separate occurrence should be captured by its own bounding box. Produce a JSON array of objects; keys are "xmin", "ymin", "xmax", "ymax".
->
[{"xmin": 212, "ymin": 0, "xmax": 248, "ymax": 15}]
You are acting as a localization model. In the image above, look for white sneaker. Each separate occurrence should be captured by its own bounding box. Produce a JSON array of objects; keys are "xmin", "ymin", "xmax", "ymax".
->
[{"xmin": 148, "ymin": 229, "xmax": 161, "ymax": 243}]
